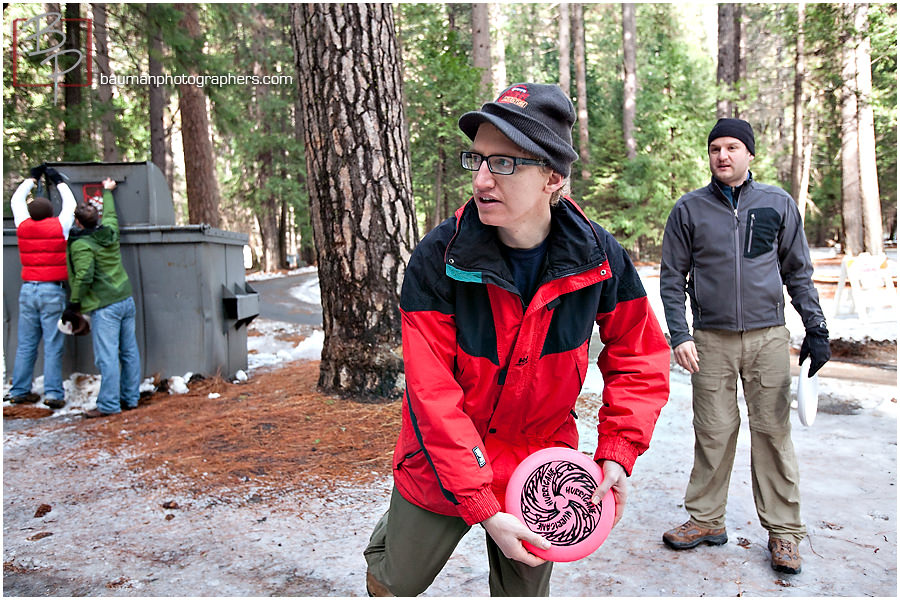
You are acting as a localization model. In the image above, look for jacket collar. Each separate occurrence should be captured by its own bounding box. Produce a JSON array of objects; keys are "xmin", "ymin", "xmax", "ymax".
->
[
  {"xmin": 444, "ymin": 197, "xmax": 607, "ymax": 291},
  {"xmin": 708, "ymin": 170, "xmax": 755, "ymax": 206}
]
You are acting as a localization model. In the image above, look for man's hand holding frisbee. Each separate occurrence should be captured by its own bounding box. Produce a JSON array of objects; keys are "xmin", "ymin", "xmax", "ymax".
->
[
  {"xmin": 482, "ymin": 512, "xmax": 552, "ymax": 567},
  {"xmin": 591, "ymin": 460, "xmax": 627, "ymax": 526}
]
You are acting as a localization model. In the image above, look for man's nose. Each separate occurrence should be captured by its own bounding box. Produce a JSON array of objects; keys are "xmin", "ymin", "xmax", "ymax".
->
[{"xmin": 473, "ymin": 160, "xmax": 495, "ymax": 187}]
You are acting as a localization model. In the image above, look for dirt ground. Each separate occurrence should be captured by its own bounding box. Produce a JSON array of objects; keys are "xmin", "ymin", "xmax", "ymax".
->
[{"xmin": 4, "ymin": 347, "xmax": 897, "ymax": 597}]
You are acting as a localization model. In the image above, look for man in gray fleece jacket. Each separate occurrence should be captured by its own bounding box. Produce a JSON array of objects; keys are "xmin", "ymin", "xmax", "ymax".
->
[{"xmin": 658, "ymin": 118, "xmax": 830, "ymax": 576}]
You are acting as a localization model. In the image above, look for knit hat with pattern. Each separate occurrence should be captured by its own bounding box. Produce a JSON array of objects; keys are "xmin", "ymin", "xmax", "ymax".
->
[{"xmin": 459, "ymin": 83, "xmax": 579, "ymax": 177}]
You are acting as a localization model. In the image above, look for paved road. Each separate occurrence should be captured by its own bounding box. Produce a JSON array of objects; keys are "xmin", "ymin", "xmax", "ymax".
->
[{"xmin": 249, "ymin": 271, "xmax": 322, "ymax": 326}]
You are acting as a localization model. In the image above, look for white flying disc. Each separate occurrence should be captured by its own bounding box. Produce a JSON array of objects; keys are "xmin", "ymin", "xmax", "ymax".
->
[
  {"xmin": 57, "ymin": 313, "xmax": 91, "ymax": 336},
  {"xmin": 797, "ymin": 359, "xmax": 819, "ymax": 427},
  {"xmin": 57, "ymin": 318, "xmax": 74, "ymax": 335}
]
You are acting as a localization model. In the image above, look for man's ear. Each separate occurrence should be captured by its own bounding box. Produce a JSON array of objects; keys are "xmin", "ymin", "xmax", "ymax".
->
[{"xmin": 544, "ymin": 170, "xmax": 565, "ymax": 194}]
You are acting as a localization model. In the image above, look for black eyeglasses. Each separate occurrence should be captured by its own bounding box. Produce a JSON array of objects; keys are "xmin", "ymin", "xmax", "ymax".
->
[{"xmin": 459, "ymin": 151, "xmax": 548, "ymax": 175}]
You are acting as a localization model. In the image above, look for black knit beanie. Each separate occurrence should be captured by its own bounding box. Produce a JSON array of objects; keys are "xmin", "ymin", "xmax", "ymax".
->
[
  {"xmin": 708, "ymin": 118, "xmax": 755, "ymax": 155},
  {"xmin": 459, "ymin": 83, "xmax": 579, "ymax": 177}
]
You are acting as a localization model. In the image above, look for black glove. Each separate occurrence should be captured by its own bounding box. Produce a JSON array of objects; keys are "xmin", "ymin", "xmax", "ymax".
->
[
  {"xmin": 45, "ymin": 167, "xmax": 66, "ymax": 184},
  {"xmin": 61, "ymin": 302, "xmax": 81, "ymax": 326},
  {"xmin": 799, "ymin": 322, "xmax": 831, "ymax": 377},
  {"xmin": 29, "ymin": 164, "xmax": 46, "ymax": 180}
]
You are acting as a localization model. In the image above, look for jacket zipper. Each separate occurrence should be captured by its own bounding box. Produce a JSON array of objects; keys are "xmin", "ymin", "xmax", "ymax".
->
[
  {"xmin": 747, "ymin": 213, "xmax": 756, "ymax": 252},
  {"xmin": 733, "ymin": 205, "xmax": 744, "ymax": 331}
]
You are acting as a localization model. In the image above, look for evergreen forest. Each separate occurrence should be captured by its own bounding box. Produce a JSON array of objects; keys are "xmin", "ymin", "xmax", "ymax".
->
[{"xmin": 4, "ymin": 3, "xmax": 897, "ymax": 268}]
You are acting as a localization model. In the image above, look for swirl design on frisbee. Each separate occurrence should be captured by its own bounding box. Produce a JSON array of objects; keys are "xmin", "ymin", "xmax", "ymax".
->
[{"xmin": 519, "ymin": 460, "xmax": 602, "ymax": 546}]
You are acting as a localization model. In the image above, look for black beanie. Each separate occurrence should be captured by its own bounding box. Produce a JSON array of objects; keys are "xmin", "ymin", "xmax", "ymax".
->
[
  {"xmin": 708, "ymin": 118, "xmax": 755, "ymax": 155},
  {"xmin": 27, "ymin": 197, "xmax": 52, "ymax": 221},
  {"xmin": 459, "ymin": 83, "xmax": 579, "ymax": 177}
]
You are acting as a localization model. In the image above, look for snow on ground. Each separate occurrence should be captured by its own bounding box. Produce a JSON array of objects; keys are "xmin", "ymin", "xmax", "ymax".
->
[
  {"xmin": 247, "ymin": 322, "xmax": 323, "ymax": 370},
  {"xmin": 288, "ymin": 275, "xmax": 322, "ymax": 305},
  {"xmin": 3, "ymin": 254, "xmax": 897, "ymax": 596},
  {"xmin": 3, "ymin": 373, "xmax": 159, "ymax": 418}
]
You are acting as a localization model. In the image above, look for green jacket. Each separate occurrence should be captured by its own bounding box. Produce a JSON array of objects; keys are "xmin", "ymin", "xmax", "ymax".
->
[{"xmin": 67, "ymin": 189, "xmax": 132, "ymax": 312}]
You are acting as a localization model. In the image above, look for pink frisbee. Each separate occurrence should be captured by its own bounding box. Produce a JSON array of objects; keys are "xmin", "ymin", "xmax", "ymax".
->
[{"xmin": 505, "ymin": 447, "xmax": 615, "ymax": 562}]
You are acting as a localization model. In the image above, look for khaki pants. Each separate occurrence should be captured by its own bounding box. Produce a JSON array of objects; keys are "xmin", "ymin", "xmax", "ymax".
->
[
  {"xmin": 685, "ymin": 326, "xmax": 806, "ymax": 544},
  {"xmin": 364, "ymin": 487, "xmax": 553, "ymax": 597}
]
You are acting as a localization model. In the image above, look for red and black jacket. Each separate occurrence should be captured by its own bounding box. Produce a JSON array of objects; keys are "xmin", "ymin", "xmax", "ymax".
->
[{"xmin": 392, "ymin": 197, "xmax": 670, "ymax": 525}]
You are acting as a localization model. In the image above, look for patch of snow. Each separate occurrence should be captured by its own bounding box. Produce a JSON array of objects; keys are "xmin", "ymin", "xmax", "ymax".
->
[
  {"xmin": 247, "ymin": 321, "xmax": 323, "ymax": 371},
  {"xmin": 246, "ymin": 266, "xmax": 317, "ymax": 282},
  {"xmin": 292, "ymin": 329, "xmax": 324, "ymax": 360},
  {"xmin": 289, "ymin": 278, "xmax": 321, "ymax": 305},
  {"xmin": 168, "ymin": 376, "xmax": 189, "ymax": 395}
]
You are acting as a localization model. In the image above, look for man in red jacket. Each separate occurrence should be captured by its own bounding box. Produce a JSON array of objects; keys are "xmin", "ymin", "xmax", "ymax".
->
[
  {"xmin": 364, "ymin": 83, "xmax": 671, "ymax": 596},
  {"xmin": 5, "ymin": 166, "xmax": 76, "ymax": 410}
]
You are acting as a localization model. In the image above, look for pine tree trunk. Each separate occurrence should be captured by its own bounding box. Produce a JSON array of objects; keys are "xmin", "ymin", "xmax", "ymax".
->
[
  {"xmin": 558, "ymin": 3, "xmax": 571, "ymax": 96},
  {"xmin": 790, "ymin": 2, "xmax": 806, "ymax": 202},
  {"xmin": 148, "ymin": 3, "xmax": 166, "ymax": 174},
  {"xmin": 736, "ymin": 4, "xmax": 745, "ymax": 114},
  {"xmin": 291, "ymin": 3, "xmax": 418, "ymax": 401},
  {"xmin": 572, "ymin": 3, "xmax": 590, "ymax": 179},
  {"xmin": 840, "ymin": 3, "xmax": 863, "ymax": 256},
  {"xmin": 165, "ymin": 118, "xmax": 175, "ymax": 191},
  {"xmin": 175, "ymin": 3, "xmax": 221, "ymax": 227},
  {"xmin": 256, "ymin": 188, "xmax": 280, "ymax": 272},
  {"xmin": 472, "ymin": 3, "xmax": 492, "ymax": 98},
  {"xmin": 292, "ymin": 90, "xmax": 314, "ymax": 265},
  {"xmin": 279, "ymin": 184, "xmax": 289, "ymax": 268},
  {"xmin": 489, "ymin": 3, "xmax": 507, "ymax": 96},
  {"xmin": 716, "ymin": 4, "xmax": 741, "ymax": 119},
  {"xmin": 251, "ymin": 8, "xmax": 280, "ymax": 273},
  {"xmin": 92, "ymin": 3, "xmax": 119, "ymax": 162},
  {"xmin": 622, "ymin": 3, "xmax": 637, "ymax": 161},
  {"xmin": 254, "ymin": 135, "xmax": 280, "ymax": 272},
  {"xmin": 854, "ymin": 3, "xmax": 884, "ymax": 255},
  {"xmin": 797, "ymin": 94, "xmax": 817, "ymax": 226},
  {"xmin": 430, "ymin": 143, "xmax": 445, "ymax": 232},
  {"xmin": 63, "ymin": 3, "xmax": 82, "ymax": 159}
]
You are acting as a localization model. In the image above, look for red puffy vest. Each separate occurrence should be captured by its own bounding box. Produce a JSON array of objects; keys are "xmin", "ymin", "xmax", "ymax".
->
[{"xmin": 16, "ymin": 218, "xmax": 68, "ymax": 282}]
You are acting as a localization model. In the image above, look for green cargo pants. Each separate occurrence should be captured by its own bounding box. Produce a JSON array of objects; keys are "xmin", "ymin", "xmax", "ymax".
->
[
  {"xmin": 364, "ymin": 486, "xmax": 553, "ymax": 596},
  {"xmin": 685, "ymin": 326, "xmax": 807, "ymax": 545}
]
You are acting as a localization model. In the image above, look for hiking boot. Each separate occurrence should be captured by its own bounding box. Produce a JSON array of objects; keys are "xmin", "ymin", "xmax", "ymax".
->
[
  {"xmin": 366, "ymin": 571, "xmax": 394, "ymax": 597},
  {"xmin": 769, "ymin": 538, "xmax": 801, "ymax": 574},
  {"xmin": 83, "ymin": 408, "xmax": 115, "ymax": 419},
  {"xmin": 5, "ymin": 392, "xmax": 40, "ymax": 404},
  {"xmin": 44, "ymin": 397, "xmax": 65, "ymax": 410},
  {"xmin": 662, "ymin": 520, "xmax": 728, "ymax": 550}
]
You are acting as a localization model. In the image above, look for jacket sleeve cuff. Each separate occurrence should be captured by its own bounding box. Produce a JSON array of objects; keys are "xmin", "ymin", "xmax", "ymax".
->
[
  {"xmin": 668, "ymin": 331, "xmax": 694, "ymax": 348},
  {"xmin": 594, "ymin": 436, "xmax": 640, "ymax": 476},
  {"xmin": 457, "ymin": 485, "xmax": 501, "ymax": 526}
]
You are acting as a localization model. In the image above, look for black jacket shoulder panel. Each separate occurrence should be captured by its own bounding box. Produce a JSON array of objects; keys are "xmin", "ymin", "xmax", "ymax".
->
[{"xmin": 401, "ymin": 216, "xmax": 458, "ymax": 314}]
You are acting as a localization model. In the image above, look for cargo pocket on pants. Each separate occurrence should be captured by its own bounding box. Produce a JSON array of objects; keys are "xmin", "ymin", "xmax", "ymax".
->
[
  {"xmin": 751, "ymin": 371, "xmax": 792, "ymax": 431},
  {"xmin": 691, "ymin": 374, "xmax": 734, "ymax": 430}
]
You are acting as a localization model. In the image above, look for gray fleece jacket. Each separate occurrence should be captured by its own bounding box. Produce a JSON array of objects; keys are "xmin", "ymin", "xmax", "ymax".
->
[{"xmin": 659, "ymin": 175, "xmax": 825, "ymax": 348}]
